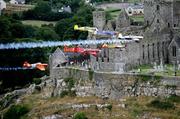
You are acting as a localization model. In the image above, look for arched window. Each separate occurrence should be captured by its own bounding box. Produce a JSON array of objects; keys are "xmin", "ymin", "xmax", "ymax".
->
[
  {"xmin": 162, "ymin": 42, "xmax": 164, "ymax": 57},
  {"xmin": 157, "ymin": 42, "xmax": 160, "ymax": 59},
  {"xmin": 152, "ymin": 43, "xmax": 155, "ymax": 58},
  {"xmin": 157, "ymin": 5, "xmax": 160, "ymax": 11},
  {"xmin": 147, "ymin": 21, "xmax": 149, "ymax": 26},
  {"xmin": 157, "ymin": 19, "xmax": 160, "ymax": 23},
  {"xmin": 148, "ymin": 44, "xmax": 150, "ymax": 60},
  {"xmin": 102, "ymin": 57, "xmax": 104, "ymax": 62},
  {"xmin": 168, "ymin": 23, "xmax": 170, "ymax": 28},
  {"xmin": 172, "ymin": 46, "xmax": 176, "ymax": 57},
  {"xmin": 142, "ymin": 45, "xmax": 145, "ymax": 59}
]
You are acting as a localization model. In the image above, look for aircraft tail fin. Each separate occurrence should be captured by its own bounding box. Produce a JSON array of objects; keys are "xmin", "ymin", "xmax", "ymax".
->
[{"xmin": 74, "ymin": 25, "xmax": 79, "ymax": 30}]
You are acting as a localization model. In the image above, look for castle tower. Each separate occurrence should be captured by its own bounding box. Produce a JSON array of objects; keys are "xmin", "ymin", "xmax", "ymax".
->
[{"xmin": 93, "ymin": 11, "xmax": 106, "ymax": 30}]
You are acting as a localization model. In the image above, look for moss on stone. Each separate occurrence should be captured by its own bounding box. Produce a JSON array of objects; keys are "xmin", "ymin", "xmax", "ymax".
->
[{"xmin": 88, "ymin": 68, "xmax": 94, "ymax": 80}]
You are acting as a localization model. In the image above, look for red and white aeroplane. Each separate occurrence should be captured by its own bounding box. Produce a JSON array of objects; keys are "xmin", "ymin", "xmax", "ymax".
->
[
  {"xmin": 64, "ymin": 46, "xmax": 101, "ymax": 57},
  {"xmin": 23, "ymin": 61, "xmax": 48, "ymax": 71}
]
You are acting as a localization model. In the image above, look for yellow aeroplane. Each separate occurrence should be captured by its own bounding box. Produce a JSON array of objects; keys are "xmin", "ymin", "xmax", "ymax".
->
[
  {"xmin": 102, "ymin": 43, "xmax": 126, "ymax": 49},
  {"xmin": 74, "ymin": 25, "xmax": 97, "ymax": 33}
]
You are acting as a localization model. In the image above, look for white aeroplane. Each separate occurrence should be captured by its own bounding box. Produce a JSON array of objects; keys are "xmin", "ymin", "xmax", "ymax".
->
[{"xmin": 118, "ymin": 34, "xmax": 143, "ymax": 42}]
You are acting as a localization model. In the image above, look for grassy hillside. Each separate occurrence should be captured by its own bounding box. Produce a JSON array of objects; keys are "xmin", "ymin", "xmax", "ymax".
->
[{"xmin": 2, "ymin": 93, "xmax": 179, "ymax": 119}]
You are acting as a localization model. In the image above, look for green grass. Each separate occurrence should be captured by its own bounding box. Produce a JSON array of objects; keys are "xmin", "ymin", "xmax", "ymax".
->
[
  {"xmin": 22, "ymin": 20, "xmax": 57, "ymax": 27},
  {"xmin": 105, "ymin": 8, "xmax": 122, "ymax": 19},
  {"xmin": 132, "ymin": 64, "xmax": 180, "ymax": 76},
  {"xmin": 130, "ymin": 15, "xmax": 144, "ymax": 22}
]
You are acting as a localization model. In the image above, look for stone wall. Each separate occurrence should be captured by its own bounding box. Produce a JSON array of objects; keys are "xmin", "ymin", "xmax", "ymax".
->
[
  {"xmin": 90, "ymin": 42, "xmax": 141, "ymax": 72},
  {"xmin": 50, "ymin": 67, "xmax": 180, "ymax": 100}
]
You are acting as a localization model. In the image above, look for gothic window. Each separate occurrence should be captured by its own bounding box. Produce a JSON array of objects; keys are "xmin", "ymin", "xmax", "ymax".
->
[
  {"xmin": 107, "ymin": 57, "xmax": 109, "ymax": 62},
  {"xmin": 157, "ymin": 5, "xmax": 160, "ymax": 11},
  {"xmin": 174, "ymin": 24, "xmax": 177, "ymax": 27},
  {"xmin": 157, "ymin": 19, "xmax": 160, "ymax": 23},
  {"xmin": 162, "ymin": 42, "xmax": 164, "ymax": 57},
  {"xmin": 157, "ymin": 42, "xmax": 160, "ymax": 59},
  {"xmin": 142, "ymin": 45, "xmax": 145, "ymax": 59},
  {"xmin": 168, "ymin": 23, "xmax": 170, "ymax": 27},
  {"xmin": 102, "ymin": 57, "xmax": 104, "ymax": 62},
  {"xmin": 147, "ymin": 21, "xmax": 149, "ymax": 26},
  {"xmin": 152, "ymin": 43, "xmax": 155, "ymax": 58},
  {"xmin": 148, "ymin": 44, "xmax": 150, "ymax": 60},
  {"xmin": 172, "ymin": 46, "xmax": 177, "ymax": 57}
]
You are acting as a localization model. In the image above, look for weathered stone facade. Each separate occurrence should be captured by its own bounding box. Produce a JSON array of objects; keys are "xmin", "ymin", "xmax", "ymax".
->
[
  {"xmin": 90, "ymin": 42, "xmax": 141, "ymax": 72},
  {"xmin": 142, "ymin": 0, "xmax": 180, "ymax": 64},
  {"xmin": 92, "ymin": 0, "xmax": 180, "ymax": 70},
  {"xmin": 50, "ymin": 67, "xmax": 180, "ymax": 100},
  {"xmin": 92, "ymin": 10, "xmax": 142, "ymax": 72}
]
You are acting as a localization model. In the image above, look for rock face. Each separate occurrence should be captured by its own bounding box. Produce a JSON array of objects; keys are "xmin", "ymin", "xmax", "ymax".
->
[{"xmin": 50, "ymin": 67, "xmax": 180, "ymax": 100}]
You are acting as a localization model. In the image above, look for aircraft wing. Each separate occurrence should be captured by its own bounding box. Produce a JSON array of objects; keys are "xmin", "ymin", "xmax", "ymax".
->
[{"xmin": 36, "ymin": 64, "xmax": 48, "ymax": 71}]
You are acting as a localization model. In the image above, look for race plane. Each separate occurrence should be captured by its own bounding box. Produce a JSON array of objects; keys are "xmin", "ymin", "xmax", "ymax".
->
[
  {"xmin": 64, "ymin": 45, "xmax": 101, "ymax": 57},
  {"xmin": 74, "ymin": 25, "xmax": 97, "ymax": 33},
  {"xmin": 23, "ymin": 61, "xmax": 48, "ymax": 71},
  {"xmin": 74, "ymin": 25, "xmax": 120, "ymax": 38},
  {"xmin": 102, "ymin": 43, "xmax": 126, "ymax": 49},
  {"xmin": 118, "ymin": 35, "xmax": 143, "ymax": 42}
]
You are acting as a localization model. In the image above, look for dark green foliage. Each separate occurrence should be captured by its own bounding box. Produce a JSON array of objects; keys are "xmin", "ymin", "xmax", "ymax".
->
[
  {"xmin": 139, "ymin": 75, "xmax": 152, "ymax": 82},
  {"xmin": 105, "ymin": 104, "xmax": 112, "ymax": 111},
  {"xmin": 64, "ymin": 77, "xmax": 75, "ymax": 90},
  {"xmin": 22, "ymin": 1, "xmax": 72, "ymax": 21},
  {"xmin": 60, "ymin": 90, "xmax": 69, "ymax": 98},
  {"xmin": 60, "ymin": 77, "xmax": 76, "ymax": 98},
  {"xmin": 33, "ymin": 78, "xmax": 42, "ymax": 85},
  {"xmin": 36, "ymin": 27, "xmax": 59, "ymax": 40},
  {"xmin": 0, "ymin": 16, "xmax": 11, "ymax": 39},
  {"xmin": 88, "ymin": 68, "xmax": 94, "ymax": 80},
  {"xmin": 148, "ymin": 99, "xmax": 175, "ymax": 110},
  {"xmin": 55, "ymin": 16, "xmax": 88, "ymax": 40},
  {"xmin": 165, "ymin": 85, "xmax": 177, "ymax": 89},
  {"xmin": 167, "ymin": 95, "xmax": 180, "ymax": 103},
  {"xmin": 3, "ymin": 104, "xmax": 30, "ymax": 119},
  {"xmin": 73, "ymin": 112, "xmax": 88, "ymax": 119}
]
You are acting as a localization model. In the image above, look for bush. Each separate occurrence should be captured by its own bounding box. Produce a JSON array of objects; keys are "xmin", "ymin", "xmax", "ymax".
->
[
  {"xmin": 167, "ymin": 95, "xmax": 180, "ymax": 103},
  {"xmin": 64, "ymin": 77, "xmax": 75, "ymax": 90},
  {"xmin": 33, "ymin": 78, "xmax": 42, "ymax": 85},
  {"xmin": 4, "ymin": 104, "xmax": 30, "ymax": 119},
  {"xmin": 73, "ymin": 112, "xmax": 88, "ymax": 119},
  {"xmin": 148, "ymin": 99, "xmax": 175, "ymax": 110},
  {"xmin": 60, "ymin": 90, "xmax": 69, "ymax": 98},
  {"xmin": 105, "ymin": 104, "xmax": 112, "ymax": 111}
]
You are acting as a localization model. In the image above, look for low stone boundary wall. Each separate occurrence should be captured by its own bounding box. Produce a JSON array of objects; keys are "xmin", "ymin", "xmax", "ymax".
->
[{"xmin": 51, "ymin": 67, "xmax": 180, "ymax": 99}]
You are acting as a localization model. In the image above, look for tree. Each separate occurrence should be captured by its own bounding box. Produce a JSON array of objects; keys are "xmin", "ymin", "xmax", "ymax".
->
[
  {"xmin": 36, "ymin": 27, "xmax": 59, "ymax": 40},
  {"xmin": 0, "ymin": 17, "xmax": 11, "ymax": 39},
  {"xmin": 55, "ymin": 16, "xmax": 88, "ymax": 40}
]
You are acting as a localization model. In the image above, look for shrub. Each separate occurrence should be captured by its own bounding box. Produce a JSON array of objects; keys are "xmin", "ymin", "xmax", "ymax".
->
[
  {"xmin": 4, "ymin": 104, "xmax": 29, "ymax": 119},
  {"xmin": 73, "ymin": 112, "xmax": 88, "ymax": 119},
  {"xmin": 88, "ymin": 68, "xmax": 94, "ymax": 80},
  {"xmin": 148, "ymin": 99, "xmax": 175, "ymax": 110},
  {"xmin": 33, "ymin": 78, "xmax": 42, "ymax": 85},
  {"xmin": 60, "ymin": 90, "xmax": 69, "ymax": 98},
  {"xmin": 105, "ymin": 104, "xmax": 112, "ymax": 111},
  {"xmin": 167, "ymin": 95, "xmax": 180, "ymax": 103}
]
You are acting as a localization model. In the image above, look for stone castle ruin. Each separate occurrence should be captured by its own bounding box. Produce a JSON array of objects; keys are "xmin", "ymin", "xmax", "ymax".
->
[{"xmin": 50, "ymin": 0, "xmax": 180, "ymax": 73}]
